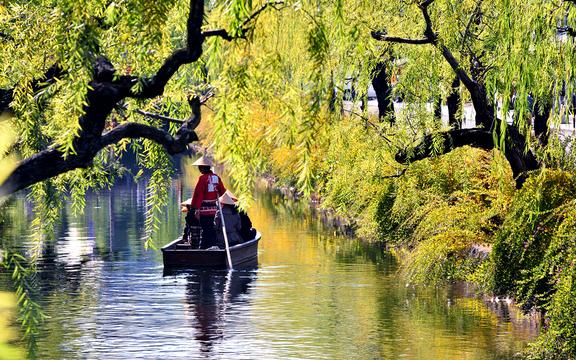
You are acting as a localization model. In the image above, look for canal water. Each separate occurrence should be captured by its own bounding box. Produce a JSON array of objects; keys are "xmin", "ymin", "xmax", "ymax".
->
[{"xmin": 0, "ymin": 175, "xmax": 539, "ymax": 359}]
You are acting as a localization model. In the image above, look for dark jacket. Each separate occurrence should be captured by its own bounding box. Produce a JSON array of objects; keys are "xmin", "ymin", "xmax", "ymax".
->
[
  {"xmin": 236, "ymin": 206, "xmax": 257, "ymax": 241},
  {"xmin": 214, "ymin": 205, "xmax": 243, "ymax": 247}
]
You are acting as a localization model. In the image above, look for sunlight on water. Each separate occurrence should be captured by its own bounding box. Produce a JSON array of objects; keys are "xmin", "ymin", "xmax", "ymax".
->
[{"xmin": 0, "ymin": 176, "xmax": 538, "ymax": 359}]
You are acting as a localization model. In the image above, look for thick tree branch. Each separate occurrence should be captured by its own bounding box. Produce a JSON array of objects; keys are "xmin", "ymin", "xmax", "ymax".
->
[
  {"xmin": 419, "ymin": 0, "xmax": 437, "ymax": 42},
  {"xmin": 370, "ymin": 31, "xmax": 432, "ymax": 44},
  {"xmin": 202, "ymin": 29, "xmax": 238, "ymax": 41},
  {"xmin": 99, "ymin": 123, "xmax": 196, "ymax": 154},
  {"xmin": 0, "ymin": 63, "xmax": 64, "ymax": 113},
  {"xmin": 101, "ymin": 96, "xmax": 202, "ymax": 157},
  {"xmin": 437, "ymin": 44, "xmax": 475, "ymax": 90},
  {"xmin": 372, "ymin": 0, "xmax": 493, "ymax": 127},
  {"xmin": 0, "ymin": 0, "xmax": 208, "ymax": 196},
  {"xmin": 129, "ymin": 0, "xmax": 204, "ymax": 99},
  {"xmin": 371, "ymin": 0, "xmax": 537, "ymax": 186},
  {"xmin": 558, "ymin": 26, "xmax": 576, "ymax": 37},
  {"xmin": 396, "ymin": 126, "xmax": 539, "ymax": 188}
]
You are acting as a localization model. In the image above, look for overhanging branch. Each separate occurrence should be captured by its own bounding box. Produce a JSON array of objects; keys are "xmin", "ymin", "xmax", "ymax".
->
[
  {"xmin": 371, "ymin": 0, "xmax": 475, "ymax": 90},
  {"xmin": 0, "ymin": 0, "xmax": 208, "ymax": 196},
  {"xmin": 0, "ymin": 63, "xmax": 64, "ymax": 112},
  {"xmin": 396, "ymin": 127, "xmax": 539, "ymax": 188},
  {"xmin": 136, "ymin": 109, "xmax": 185, "ymax": 124},
  {"xmin": 370, "ymin": 31, "xmax": 432, "ymax": 44}
]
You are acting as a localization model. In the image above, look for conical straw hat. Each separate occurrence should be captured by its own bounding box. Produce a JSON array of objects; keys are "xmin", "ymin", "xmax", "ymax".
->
[
  {"xmin": 225, "ymin": 190, "xmax": 238, "ymax": 202},
  {"xmin": 192, "ymin": 155, "xmax": 213, "ymax": 167},
  {"xmin": 180, "ymin": 198, "xmax": 192, "ymax": 213},
  {"xmin": 180, "ymin": 198, "xmax": 192, "ymax": 206},
  {"xmin": 219, "ymin": 192, "xmax": 236, "ymax": 205}
]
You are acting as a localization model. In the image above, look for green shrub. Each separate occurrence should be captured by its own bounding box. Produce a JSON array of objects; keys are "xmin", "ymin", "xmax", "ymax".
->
[
  {"xmin": 492, "ymin": 170, "xmax": 576, "ymax": 307},
  {"xmin": 486, "ymin": 170, "xmax": 576, "ymax": 359}
]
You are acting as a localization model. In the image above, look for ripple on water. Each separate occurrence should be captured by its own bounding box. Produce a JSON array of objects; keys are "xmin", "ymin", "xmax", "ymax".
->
[{"xmin": 1, "ymin": 184, "xmax": 538, "ymax": 359}]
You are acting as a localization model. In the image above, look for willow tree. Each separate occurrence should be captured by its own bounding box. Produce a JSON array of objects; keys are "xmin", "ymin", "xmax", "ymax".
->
[
  {"xmin": 369, "ymin": 0, "xmax": 576, "ymax": 186},
  {"xmin": 3, "ymin": 0, "xmax": 576, "ymax": 198}
]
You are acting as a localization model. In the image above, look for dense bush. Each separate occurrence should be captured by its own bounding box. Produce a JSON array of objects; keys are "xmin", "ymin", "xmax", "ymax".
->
[
  {"xmin": 320, "ymin": 127, "xmax": 514, "ymax": 284},
  {"xmin": 491, "ymin": 171, "xmax": 576, "ymax": 359}
]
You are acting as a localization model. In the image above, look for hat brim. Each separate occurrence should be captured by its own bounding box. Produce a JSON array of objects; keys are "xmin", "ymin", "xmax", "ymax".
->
[
  {"xmin": 192, "ymin": 156, "xmax": 213, "ymax": 167},
  {"xmin": 180, "ymin": 198, "xmax": 192, "ymax": 206}
]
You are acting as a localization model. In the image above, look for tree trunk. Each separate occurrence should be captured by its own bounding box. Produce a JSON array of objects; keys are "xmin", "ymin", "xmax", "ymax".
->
[
  {"xmin": 470, "ymin": 84, "xmax": 495, "ymax": 128},
  {"xmin": 372, "ymin": 61, "xmax": 395, "ymax": 123},
  {"xmin": 534, "ymin": 99, "xmax": 552, "ymax": 146},
  {"xmin": 0, "ymin": 0, "xmax": 208, "ymax": 197},
  {"xmin": 434, "ymin": 96, "xmax": 442, "ymax": 120},
  {"xmin": 447, "ymin": 77, "xmax": 461, "ymax": 129}
]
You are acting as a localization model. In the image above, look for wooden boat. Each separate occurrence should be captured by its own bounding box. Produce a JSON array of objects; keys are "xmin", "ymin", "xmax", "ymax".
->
[{"xmin": 161, "ymin": 232, "xmax": 261, "ymax": 269}]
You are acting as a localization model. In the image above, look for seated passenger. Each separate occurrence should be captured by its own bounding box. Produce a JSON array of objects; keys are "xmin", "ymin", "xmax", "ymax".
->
[
  {"xmin": 180, "ymin": 198, "xmax": 202, "ymax": 248},
  {"xmin": 225, "ymin": 190, "xmax": 257, "ymax": 241},
  {"xmin": 214, "ymin": 192, "xmax": 243, "ymax": 248}
]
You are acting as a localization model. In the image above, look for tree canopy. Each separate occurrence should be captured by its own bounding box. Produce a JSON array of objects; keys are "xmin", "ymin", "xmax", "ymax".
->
[{"xmin": 2, "ymin": 0, "xmax": 575, "ymax": 198}]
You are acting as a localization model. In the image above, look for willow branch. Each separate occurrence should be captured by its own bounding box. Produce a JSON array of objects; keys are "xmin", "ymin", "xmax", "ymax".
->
[
  {"xmin": 202, "ymin": 1, "xmax": 285, "ymax": 41},
  {"xmin": 0, "ymin": 63, "xmax": 64, "ymax": 112},
  {"xmin": 460, "ymin": 0, "xmax": 483, "ymax": 49},
  {"xmin": 135, "ymin": 89, "xmax": 213, "ymax": 124},
  {"xmin": 372, "ymin": 0, "xmax": 475, "ymax": 90},
  {"xmin": 0, "ymin": 1, "xmax": 207, "ymax": 196},
  {"xmin": 135, "ymin": 109, "xmax": 185, "ymax": 124},
  {"xmin": 370, "ymin": 31, "xmax": 432, "ymax": 44},
  {"xmin": 99, "ymin": 123, "xmax": 192, "ymax": 154},
  {"xmin": 129, "ymin": 0, "xmax": 204, "ymax": 99},
  {"xmin": 343, "ymin": 109, "xmax": 394, "ymax": 145}
]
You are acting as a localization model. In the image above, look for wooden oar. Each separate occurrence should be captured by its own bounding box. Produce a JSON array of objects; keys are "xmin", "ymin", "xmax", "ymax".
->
[{"xmin": 216, "ymin": 193, "xmax": 233, "ymax": 270}]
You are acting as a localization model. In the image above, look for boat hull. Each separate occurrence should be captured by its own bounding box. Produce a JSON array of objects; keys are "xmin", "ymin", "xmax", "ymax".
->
[{"xmin": 161, "ymin": 232, "xmax": 261, "ymax": 269}]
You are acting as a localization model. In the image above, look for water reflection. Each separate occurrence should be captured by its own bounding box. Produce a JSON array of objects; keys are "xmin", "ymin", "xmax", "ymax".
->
[
  {"xmin": 0, "ymin": 173, "xmax": 540, "ymax": 359},
  {"xmin": 182, "ymin": 270, "xmax": 256, "ymax": 355}
]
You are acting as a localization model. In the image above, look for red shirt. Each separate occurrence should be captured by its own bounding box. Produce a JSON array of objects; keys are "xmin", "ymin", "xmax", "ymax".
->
[{"xmin": 191, "ymin": 171, "xmax": 226, "ymax": 216}]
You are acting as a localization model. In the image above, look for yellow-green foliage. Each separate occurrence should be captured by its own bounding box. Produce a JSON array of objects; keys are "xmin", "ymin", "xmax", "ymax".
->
[
  {"xmin": 317, "ymin": 119, "xmax": 515, "ymax": 284},
  {"xmin": 383, "ymin": 147, "xmax": 514, "ymax": 284},
  {"xmin": 490, "ymin": 171, "xmax": 576, "ymax": 358},
  {"xmin": 493, "ymin": 171, "xmax": 576, "ymax": 302},
  {"xmin": 318, "ymin": 119, "xmax": 400, "ymax": 239}
]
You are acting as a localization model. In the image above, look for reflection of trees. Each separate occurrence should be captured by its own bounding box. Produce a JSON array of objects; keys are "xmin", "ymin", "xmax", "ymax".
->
[
  {"xmin": 372, "ymin": 282, "xmax": 539, "ymax": 359},
  {"xmin": 334, "ymin": 240, "xmax": 397, "ymax": 272},
  {"xmin": 184, "ymin": 269, "xmax": 256, "ymax": 355},
  {"xmin": 256, "ymin": 190, "xmax": 312, "ymax": 221},
  {"xmin": 0, "ymin": 181, "xmax": 183, "ymax": 358},
  {"xmin": 329, "ymin": 225, "xmax": 538, "ymax": 358}
]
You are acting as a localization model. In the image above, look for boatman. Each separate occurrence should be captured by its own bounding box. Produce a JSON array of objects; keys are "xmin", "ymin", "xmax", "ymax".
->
[{"xmin": 190, "ymin": 155, "xmax": 227, "ymax": 249}]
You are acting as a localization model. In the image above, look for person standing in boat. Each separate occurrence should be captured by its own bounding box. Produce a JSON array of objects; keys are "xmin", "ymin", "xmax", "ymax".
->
[
  {"xmin": 190, "ymin": 155, "xmax": 227, "ymax": 249},
  {"xmin": 214, "ymin": 192, "xmax": 243, "ymax": 248}
]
